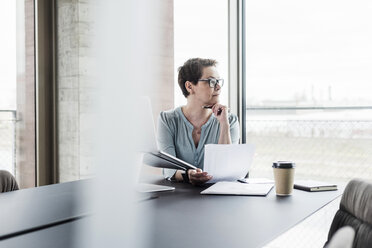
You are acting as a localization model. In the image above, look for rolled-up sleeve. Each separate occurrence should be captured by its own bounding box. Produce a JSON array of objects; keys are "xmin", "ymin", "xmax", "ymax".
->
[
  {"xmin": 229, "ymin": 114, "xmax": 240, "ymax": 144},
  {"xmin": 157, "ymin": 112, "xmax": 177, "ymax": 179}
]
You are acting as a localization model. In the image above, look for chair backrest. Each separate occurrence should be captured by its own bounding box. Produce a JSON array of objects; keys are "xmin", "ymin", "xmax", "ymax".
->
[
  {"xmin": 325, "ymin": 179, "xmax": 372, "ymax": 248},
  {"xmin": 326, "ymin": 226, "xmax": 355, "ymax": 248}
]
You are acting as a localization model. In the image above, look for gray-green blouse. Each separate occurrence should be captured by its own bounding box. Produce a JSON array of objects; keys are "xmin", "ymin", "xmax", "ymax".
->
[{"xmin": 157, "ymin": 107, "xmax": 240, "ymax": 179}]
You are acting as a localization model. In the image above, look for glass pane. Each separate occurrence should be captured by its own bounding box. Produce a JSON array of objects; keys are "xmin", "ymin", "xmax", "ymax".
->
[
  {"xmin": 174, "ymin": 0, "xmax": 228, "ymax": 107},
  {"xmin": 244, "ymin": 0, "xmax": 372, "ymax": 184},
  {"xmin": 245, "ymin": 0, "xmax": 372, "ymax": 107},
  {"xmin": 0, "ymin": 0, "xmax": 36, "ymax": 188},
  {"xmin": 0, "ymin": 1, "xmax": 17, "ymax": 176},
  {"xmin": 244, "ymin": 4, "xmax": 372, "ymax": 244}
]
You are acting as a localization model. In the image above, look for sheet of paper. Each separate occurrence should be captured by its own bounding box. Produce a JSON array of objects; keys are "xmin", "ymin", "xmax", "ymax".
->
[
  {"xmin": 204, "ymin": 144, "xmax": 255, "ymax": 183},
  {"xmin": 201, "ymin": 181, "xmax": 274, "ymax": 196}
]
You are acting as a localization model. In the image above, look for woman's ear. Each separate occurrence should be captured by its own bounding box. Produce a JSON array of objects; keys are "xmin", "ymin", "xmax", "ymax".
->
[{"xmin": 185, "ymin": 81, "xmax": 194, "ymax": 94}]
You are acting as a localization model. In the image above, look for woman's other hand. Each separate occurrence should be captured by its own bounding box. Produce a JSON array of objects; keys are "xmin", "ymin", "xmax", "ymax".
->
[{"xmin": 188, "ymin": 168, "xmax": 212, "ymax": 185}]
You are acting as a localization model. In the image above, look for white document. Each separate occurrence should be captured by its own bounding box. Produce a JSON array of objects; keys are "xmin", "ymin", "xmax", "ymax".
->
[
  {"xmin": 204, "ymin": 144, "xmax": 255, "ymax": 183},
  {"xmin": 201, "ymin": 181, "xmax": 274, "ymax": 196}
]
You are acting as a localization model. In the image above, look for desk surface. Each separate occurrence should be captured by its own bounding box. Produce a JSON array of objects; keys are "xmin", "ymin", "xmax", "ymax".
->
[
  {"xmin": 145, "ymin": 178, "xmax": 343, "ymax": 248},
  {"xmin": 0, "ymin": 179, "xmax": 92, "ymax": 240},
  {"xmin": 0, "ymin": 218, "xmax": 89, "ymax": 248},
  {"xmin": 0, "ymin": 178, "xmax": 343, "ymax": 248}
]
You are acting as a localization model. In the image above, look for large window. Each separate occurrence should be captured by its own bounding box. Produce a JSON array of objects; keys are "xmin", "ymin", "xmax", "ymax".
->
[
  {"xmin": 0, "ymin": 0, "xmax": 36, "ymax": 188},
  {"xmin": 0, "ymin": 1, "xmax": 17, "ymax": 175},
  {"xmin": 244, "ymin": 0, "xmax": 372, "ymax": 182},
  {"xmin": 174, "ymin": 0, "xmax": 229, "ymax": 107}
]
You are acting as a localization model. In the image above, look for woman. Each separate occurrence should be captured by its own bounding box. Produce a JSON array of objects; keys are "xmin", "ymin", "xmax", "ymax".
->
[{"xmin": 157, "ymin": 58, "xmax": 239, "ymax": 185}]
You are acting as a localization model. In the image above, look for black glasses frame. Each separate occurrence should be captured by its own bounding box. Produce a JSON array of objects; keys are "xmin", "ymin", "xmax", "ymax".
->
[{"xmin": 198, "ymin": 78, "xmax": 224, "ymax": 88}]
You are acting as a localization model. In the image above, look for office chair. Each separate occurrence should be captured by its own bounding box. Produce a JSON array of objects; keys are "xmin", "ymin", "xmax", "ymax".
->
[
  {"xmin": 0, "ymin": 170, "xmax": 19, "ymax": 192},
  {"xmin": 325, "ymin": 179, "xmax": 372, "ymax": 248},
  {"xmin": 326, "ymin": 226, "xmax": 355, "ymax": 248}
]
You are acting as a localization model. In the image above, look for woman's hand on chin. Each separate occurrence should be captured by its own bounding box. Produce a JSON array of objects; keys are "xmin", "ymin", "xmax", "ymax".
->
[
  {"xmin": 188, "ymin": 168, "xmax": 212, "ymax": 186},
  {"xmin": 212, "ymin": 103, "xmax": 229, "ymax": 125}
]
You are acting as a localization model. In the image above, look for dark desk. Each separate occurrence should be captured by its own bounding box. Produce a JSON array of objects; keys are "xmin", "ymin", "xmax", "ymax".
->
[
  {"xmin": 0, "ymin": 179, "xmax": 93, "ymax": 240},
  {"xmin": 0, "ymin": 178, "xmax": 342, "ymax": 248},
  {"xmin": 0, "ymin": 218, "xmax": 90, "ymax": 248},
  {"xmin": 145, "ymin": 179, "xmax": 343, "ymax": 248}
]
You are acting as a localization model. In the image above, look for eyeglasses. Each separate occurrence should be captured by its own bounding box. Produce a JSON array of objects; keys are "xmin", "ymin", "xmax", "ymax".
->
[{"xmin": 198, "ymin": 78, "xmax": 224, "ymax": 88}]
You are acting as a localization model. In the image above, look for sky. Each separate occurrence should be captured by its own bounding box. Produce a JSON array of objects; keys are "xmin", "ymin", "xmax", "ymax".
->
[{"xmin": 245, "ymin": 0, "xmax": 372, "ymax": 106}]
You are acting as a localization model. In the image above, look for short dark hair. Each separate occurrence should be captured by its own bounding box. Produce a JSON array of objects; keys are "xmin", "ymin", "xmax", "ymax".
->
[{"xmin": 177, "ymin": 58, "xmax": 217, "ymax": 98}]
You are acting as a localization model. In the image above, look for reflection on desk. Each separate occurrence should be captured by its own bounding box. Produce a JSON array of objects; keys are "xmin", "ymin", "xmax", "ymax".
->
[{"xmin": 0, "ymin": 179, "xmax": 93, "ymax": 241}]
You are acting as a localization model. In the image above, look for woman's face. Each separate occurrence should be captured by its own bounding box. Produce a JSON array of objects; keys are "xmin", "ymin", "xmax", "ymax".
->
[{"xmin": 191, "ymin": 66, "xmax": 222, "ymax": 105}]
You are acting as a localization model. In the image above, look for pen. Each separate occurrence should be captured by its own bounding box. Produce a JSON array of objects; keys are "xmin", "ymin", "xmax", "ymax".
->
[
  {"xmin": 202, "ymin": 105, "xmax": 213, "ymax": 109},
  {"xmin": 202, "ymin": 105, "xmax": 229, "ymax": 115}
]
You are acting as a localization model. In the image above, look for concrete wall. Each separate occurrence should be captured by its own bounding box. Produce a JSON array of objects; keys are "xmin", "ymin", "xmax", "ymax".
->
[
  {"xmin": 57, "ymin": 0, "xmax": 174, "ymax": 182},
  {"xmin": 16, "ymin": 0, "xmax": 36, "ymax": 188},
  {"xmin": 57, "ymin": 0, "xmax": 96, "ymax": 182}
]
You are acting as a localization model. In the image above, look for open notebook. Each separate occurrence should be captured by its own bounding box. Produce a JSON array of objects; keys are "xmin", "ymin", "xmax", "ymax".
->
[{"xmin": 142, "ymin": 151, "xmax": 197, "ymax": 171}]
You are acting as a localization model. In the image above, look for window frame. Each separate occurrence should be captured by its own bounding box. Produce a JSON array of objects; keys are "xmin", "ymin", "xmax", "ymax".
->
[
  {"xmin": 35, "ymin": 0, "xmax": 58, "ymax": 186},
  {"xmin": 228, "ymin": 0, "xmax": 246, "ymax": 143}
]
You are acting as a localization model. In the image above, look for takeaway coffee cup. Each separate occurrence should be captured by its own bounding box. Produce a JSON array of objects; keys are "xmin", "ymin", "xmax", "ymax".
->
[{"xmin": 272, "ymin": 161, "xmax": 296, "ymax": 196}]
